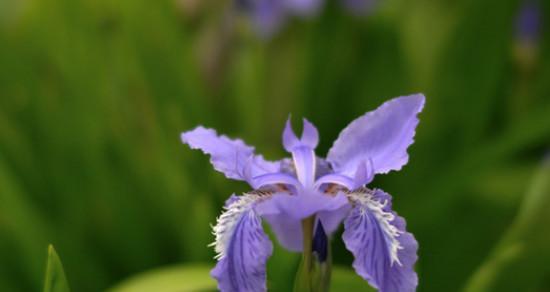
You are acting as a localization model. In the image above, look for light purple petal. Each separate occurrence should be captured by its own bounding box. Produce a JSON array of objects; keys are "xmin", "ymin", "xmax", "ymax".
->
[
  {"xmin": 300, "ymin": 118, "xmax": 320, "ymax": 149},
  {"xmin": 211, "ymin": 195, "xmax": 273, "ymax": 291},
  {"xmin": 282, "ymin": 118, "xmax": 319, "ymax": 152},
  {"xmin": 181, "ymin": 126, "xmax": 280, "ymax": 182},
  {"xmin": 327, "ymin": 94, "xmax": 425, "ymax": 178},
  {"xmin": 284, "ymin": 0, "xmax": 324, "ymax": 15},
  {"xmin": 343, "ymin": 189, "xmax": 418, "ymax": 292},
  {"xmin": 283, "ymin": 118, "xmax": 319, "ymax": 187},
  {"xmin": 256, "ymin": 190, "xmax": 349, "ymax": 251},
  {"xmin": 253, "ymin": 0, "xmax": 287, "ymax": 38},
  {"xmin": 314, "ymin": 174, "xmax": 355, "ymax": 190},
  {"xmin": 249, "ymin": 172, "xmax": 301, "ymax": 191},
  {"xmin": 317, "ymin": 200, "xmax": 351, "ymax": 235},
  {"xmin": 291, "ymin": 146, "xmax": 317, "ymax": 187},
  {"xmin": 353, "ymin": 159, "xmax": 374, "ymax": 188}
]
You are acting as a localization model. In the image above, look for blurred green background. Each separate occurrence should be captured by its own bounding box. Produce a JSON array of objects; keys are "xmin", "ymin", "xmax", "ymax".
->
[{"xmin": 1, "ymin": 0, "xmax": 550, "ymax": 291}]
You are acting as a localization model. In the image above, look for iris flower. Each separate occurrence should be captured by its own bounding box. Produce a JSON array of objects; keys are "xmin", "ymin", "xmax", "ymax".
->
[
  {"xmin": 181, "ymin": 94, "xmax": 424, "ymax": 291},
  {"xmin": 237, "ymin": 0, "xmax": 377, "ymax": 37}
]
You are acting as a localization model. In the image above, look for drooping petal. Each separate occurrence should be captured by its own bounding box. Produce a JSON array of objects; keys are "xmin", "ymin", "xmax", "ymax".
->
[
  {"xmin": 181, "ymin": 126, "xmax": 280, "ymax": 182},
  {"xmin": 327, "ymin": 94, "xmax": 425, "ymax": 177},
  {"xmin": 256, "ymin": 190, "xmax": 349, "ymax": 251},
  {"xmin": 342, "ymin": 188, "xmax": 418, "ymax": 292},
  {"xmin": 211, "ymin": 194, "xmax": 273, "ymax": 292}
]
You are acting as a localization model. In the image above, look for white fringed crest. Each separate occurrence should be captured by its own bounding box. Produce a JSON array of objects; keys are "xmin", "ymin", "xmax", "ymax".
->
[
  {"xmin": 210, "ymin": 193, "xmax": 264, "ymax": 259},
  {"xmin": 347, "ymin": 188, "xmax": 404, "ymax": 266}
]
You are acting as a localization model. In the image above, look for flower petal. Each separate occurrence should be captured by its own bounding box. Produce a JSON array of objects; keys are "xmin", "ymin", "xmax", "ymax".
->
[
  {"xmin": 256, "ymin": 190, "xmax": 349, "ymax": 251},
  {"xmin": 181, "ymin": 126, "xmax": 280, "ymax": 182},
  {"xmin": 284, "ymin": 0, "xmax": 324, "ymax": 15},
  {"xmin": 211, "ymin": 194, "xmax": 273, "ymax": 291},
  {"xmin": 327, "ymin": 94, "xmax": 425, "ymax": 177},
  {"xmin": 282, "ymin": 118, "xmax": 319, "ymax": 152},
  {"xmin": 252, "ymin": 0, "xmax": 287, "ymax": 38},
  {"xmin": 342, "ymin": 188, "xmax": 418, "ymax": 292}
]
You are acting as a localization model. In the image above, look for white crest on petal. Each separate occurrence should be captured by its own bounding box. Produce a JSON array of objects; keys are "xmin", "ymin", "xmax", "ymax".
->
[
  {"xmin": 347, "ymin": 188, "xmax": 404, "ymax": 266},
  {"xmin": 211, "ymin": 193, "xmax": 267, "ymax": 259}
]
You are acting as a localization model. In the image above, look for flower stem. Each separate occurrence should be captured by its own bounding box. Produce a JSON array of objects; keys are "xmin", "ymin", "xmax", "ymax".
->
[
  {"xmin": 293, "ymin": 216, "xmax": 332, "ymax": 292},
  {"xmin": 294, "ymin": 216, "xmax": 315, "ymax": 292}
]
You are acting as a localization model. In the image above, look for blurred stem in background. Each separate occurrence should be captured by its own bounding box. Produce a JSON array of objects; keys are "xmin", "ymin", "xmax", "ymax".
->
[{"xmin": 464, "ymin": 154, "xmax": 550, "ymax": 292}]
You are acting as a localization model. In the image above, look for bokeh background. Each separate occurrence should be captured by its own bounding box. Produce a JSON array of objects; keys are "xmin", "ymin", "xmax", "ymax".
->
[{"xmin": 1, "ymin": 0, "xmax": 550, "ymax": 291}]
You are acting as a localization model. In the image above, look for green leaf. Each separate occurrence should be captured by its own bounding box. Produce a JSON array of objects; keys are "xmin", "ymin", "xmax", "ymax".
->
[
  {"xmin": 107, "ymin": 264, "xmax": 216, "ymax": 292},
  {"xmin": 43, "ymin": 245, "xmax": 70, "ymax": 292},
  {"xmin": 331, "ymin": 266, "xmax": 376, "ymax": 292},
  {"xmin": 464, "ymin": 158, "xmax": 550, "ymax": 292}
]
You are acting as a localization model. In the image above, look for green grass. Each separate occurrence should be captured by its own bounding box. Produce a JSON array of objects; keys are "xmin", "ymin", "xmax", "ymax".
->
[{"xmin": 1, "ymin": 0, "xmax": 550, "ymax": 291}]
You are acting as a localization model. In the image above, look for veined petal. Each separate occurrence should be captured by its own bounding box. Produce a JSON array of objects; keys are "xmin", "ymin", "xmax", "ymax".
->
[
  {"xmin": 256, "ymin": 190, "xmax": 349, "ymax": 251},
  {"xmin": 343, "ymin": 188, "xmax": 418, "ymax": 292},
  {"xmin": 211, "ymin": 194, "xmax": 273, "ymax": 292},
  {"xmin": 327, "ymin": 94, "xmax": 425, "ymax": 177},
  {"xmin": 181, "ymin": 126, "xmax": 280, "ymax": 182}
]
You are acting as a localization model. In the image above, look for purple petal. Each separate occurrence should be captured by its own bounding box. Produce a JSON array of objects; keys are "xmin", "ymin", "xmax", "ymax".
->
[
  {"xmin": 283, "ymin": 118, "xmax": 320, "ymax": 187},
  {"xmin": 343, "ymin": 189, "xmax": 418, "ymax": 292},
  {"xmin": 314, "ymin": 174, "xmax": 355, "ymax": 190},
  {"xmin": 181, "ymin": 126, "xmax": 280, "ymax": 182},
  {"xmin": 283, "ymin": 0, "xmax": 324, "ymax": 15},
  {"xmin": 283, "ymin": 118, "xmax": 300, "ymax": 152},
  {"xmin": 353, "ymin": 159, "xmax": 374, "ymax": 188},
  {"xmin": 256, "ymin": 190, "xmax": 349, "ymax": 251},
  {"xmin": 327, "ymin": 94, "xmax": 425, "ymax": 178},
  {"xmin": 515, "ymin": 0, "xmax": 541, "ymax": 44},
  {"xmin": 211, "ymin": 195, "xmax": 273, "ymax": 291},
  {"xmin": 291, "ymin": 146, "xmax": 317, "ymax": 187},
  {"xmin": 301, "ymin": 118, "xmax": 320, "ymax": 149},
  {"xmin": 249, "ymin": 172, "xmax": 301, "ymax": 191},
  {"xmin": 253, "ymin": 0, "xmax": 287, "ymax": 38},
  {"xmin": 282, "ymin": 117, "xmax": 319, "ymax": 152}
]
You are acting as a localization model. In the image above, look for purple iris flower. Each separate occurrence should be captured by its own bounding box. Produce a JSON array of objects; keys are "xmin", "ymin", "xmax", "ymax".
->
[
  {"xmin": 181, "ymin": 94, "xmax": 424, "ymax": 291},
  {"xmin": 515, "ymin": 0, "xmax": 541, "ymax": 45},
  {"xmin": 239, "ymin": 0, "xmax": 377, "ymax": 37}
]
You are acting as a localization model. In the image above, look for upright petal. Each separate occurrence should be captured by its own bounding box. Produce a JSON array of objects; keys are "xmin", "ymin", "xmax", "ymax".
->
[
  {"xmin": 282, "ymin": 118, "xmax": 319, "ymax": 152},
  {"xmin": 211, "ymin": 194, "xmax": 273, "ymax": 292},
  {"xmin": 342, "ymin": 188, "xmax": 418, "ymax": 292},
  {"xmin": 181, "ymin": 126, "xmax": 280, "ymax": 182},
  {"xmin": 327, "ymin": 94, "xmax": 425, "ymax": 177}
]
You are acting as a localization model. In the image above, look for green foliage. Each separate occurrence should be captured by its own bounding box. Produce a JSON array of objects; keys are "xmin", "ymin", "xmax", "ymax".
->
[
  {"xmin": 43, "ymin": 245, "xmax": 70, "ymax": 292},
  {"xmin": 331, "ymin": 267, "xmax": 376, "ymax": 292},
  {"xmin": 464, "ymin": 159, "xmax": 550, "ymax": 292},
  {"xmin": 108, "ymin": 264, "xmax": 215, "ymax": 292},
  {"xmin": 0, "ymin": 0, "xmax": 549, "ymax": 291}
]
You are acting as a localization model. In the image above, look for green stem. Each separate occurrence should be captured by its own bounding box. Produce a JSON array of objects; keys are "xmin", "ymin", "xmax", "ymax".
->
[{"xmin": 293, "ymin": 216, "xmax": 315, "ymax": 292}]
